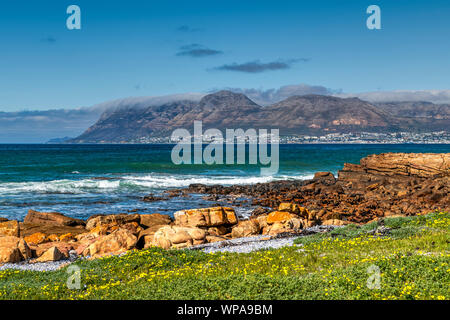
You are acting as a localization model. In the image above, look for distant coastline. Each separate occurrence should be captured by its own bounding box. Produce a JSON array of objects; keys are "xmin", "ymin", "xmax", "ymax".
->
[{"xmin": 48, "ymin": 132, "xmax": 450, "ymax": 145}]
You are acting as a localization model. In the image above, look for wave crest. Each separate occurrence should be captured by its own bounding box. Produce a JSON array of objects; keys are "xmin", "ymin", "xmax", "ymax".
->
[{"xmin": 0, "ymin": 173, "xmax": 314, "ymax": 195}]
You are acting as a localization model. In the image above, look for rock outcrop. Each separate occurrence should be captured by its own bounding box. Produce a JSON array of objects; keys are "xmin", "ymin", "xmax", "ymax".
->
[
  {"xmin": 152, "ymin": 226, "xmax": 207, "ymax": 249},
  {"xmin": 139, "ymin": 213, "xmax": 172, "ymax": 228},
  {"xmin": 24, "ymin": 232, "xmax": 48, "ymax": 245},
  {"xmin": 24, "ymin": 209, "xmax": 85, "ymax": 227},
  {"xmin": 0, "ymin": 236, "xmax": 32, "ymax": 263},
  {"xmin": 85, "ymin": 214, "xmax": 140, "ymax": 231},
  {"xmin": 35, "ymin": 246, "xmax": 66, "ymax": 262},
  {"xmin": 231, "ymin": 219, "xmax": 261, "ymax": 238},
  {"xmin": 174, "ymin": 207, "xmax": 237, "ymax": 228},
  {"xmin": 0, "ymin": 220, "xmax": 20, "ymax": 237},
  {"xmin": 179, "ymin": 153, "xmax": 450, "ymax": 224},
  {"xmin": 339, "ymin": 153, "xmax": 450, "ymax": 180},
  {"xmin": 82, "ymin": 229, "xmax": 137, "ymax": 257}
]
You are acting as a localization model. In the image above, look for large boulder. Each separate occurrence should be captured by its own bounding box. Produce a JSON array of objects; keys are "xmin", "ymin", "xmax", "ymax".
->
[
  {"xmin": 0, "ymin": 246, "xmax": 22, "ymax": 263},
  {"xmin": 207, "ymin": 226, "xmax": 230, "ymax": 236},
  {"xmin": 152, "ymin": 226, "xmax": 207, "ymax": 249},
  {"xmin": 35, "ymin": 246, "xmax": 66, "ymax": 262},
  {"xmin": 231, "ymin": 219, "xmax": 261, "ymax": 238},
  {"xmin": 85, "ymin": 214, "xmax": 140, "ymax": 231},
  {"xmin": 0, "ymin": 220, "xmax": 20, "ymax": 237},
  {"xmin": 266, "ymin": 211, "xmax": 297, "ymax": 224},
  {"xmin": 33, "ymin": 242, "xmax": 75, "ymax": 258},
  {"xmin": 136, "ymin": 225, "xmax": 166, "ymax": 249},
  {"xmin": 174, "ymin": 207, "xmax": 238, "ymax": 228},
  {"xmin": 83, "ymin": 223, "xmax": 119, "ymax": 238},
  {"xmin": 263, "ymin": 217, "xmax": 306, "ymax": 236},
  {"xmin": 59, "ymin": 233, "xmax": 75, "ymax": 242},
  {"xmin": 82, "ymin": 229, "xmax": 137, "ymax": 257},
  {"xmin": 313, "ymin": 171, "xmax": 336, "ymax": 183},
  {"xmin": 24, "ymin": 232, "xmax": 49, "ymax": 245},
  {"xmin": 20, "ymin": 223, "xmax": 86, "ymax": 238},
  {"xmin": 119, "ymin": 222, "xmax": 143, "ymax": 235},
  {"xmin": 0, "ymin": 236, "xmax": 32, "ymax": 263},
  {"xmin": 139, "ymin": 213, "xmax": 172, "ymax": 228},
  {"xmin": 24, "ymin": 209, "xmax": 85, "ymax": 227},
  {"xmin": 277, "ymin": 203, "xmax": 310, "ymax": 218},
  {"xmin": 339, "ymin": 153, "xmax": 450, "ymax": 180}
]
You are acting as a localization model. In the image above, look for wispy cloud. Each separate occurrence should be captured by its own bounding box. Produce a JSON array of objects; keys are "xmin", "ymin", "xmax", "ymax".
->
[
  {"xmin": 221, "ymin": 84, "xmax": 335, "ymax": 105},
  {"xmin": 336, "ymin": 90, "xmax": 450, "ymax": 104},
  {"xmin": 40, "ymin": 36, "xmax": 57, "ymax": 44},
  {"xmin": 214, "ymin": 59, "xmax": 309, "ymax": 73},
  {"xmin": 176, "ymin": 25, "xmax": 203, "ymax": 32},
  {"xmin": 176, "ymin": 44, "xmax": 223, "ymax": 58}
]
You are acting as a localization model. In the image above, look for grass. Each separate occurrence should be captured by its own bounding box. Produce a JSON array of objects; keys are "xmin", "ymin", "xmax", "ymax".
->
[{"xmin": 0, "ymin": 211, "xmax": 448, "ymax": 300}]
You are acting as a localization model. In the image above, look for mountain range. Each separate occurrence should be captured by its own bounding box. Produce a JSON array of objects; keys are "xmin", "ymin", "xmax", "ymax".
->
[{"xmin": 69, "ymin": 91, "xmax": 450, "ymax": 143}]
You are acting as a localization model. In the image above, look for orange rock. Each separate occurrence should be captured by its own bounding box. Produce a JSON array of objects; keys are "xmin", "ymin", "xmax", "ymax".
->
[
  {"xmin": 88, "ymin": 223, "xmax": 119, "ymax": 237},
  {"xmin": 136, "ymin": 225, "xmax": 168, "ymax": 249},
  {"xmin": 231, "ymin": 219, "xmax": 261, "ymax": 238},
  {"xmin": 0, "ymin": 247, "xmax": 22, "ymax": 263},
  {"xmin": 152, "ymin": 225, "xmax": 207, "ymax": 249},
  {"xmin": 47, "ymin": 234, "xmax": 60, "ymax": 242},
  {"xmin": 278, "ymin": 203, "xmax": 310, "ymax": 218},
  {"xmin": 174, "ymin": 207, "xmax": 238, "ymax": 228},
  {"xmin": 266, "ymin": 211, "xmax": 295, "ymax": 224},
  {"xmin": 24, "ymin": 232, "xmax": 49, "ymax": 245},
  {"xmin": 207, "ymin": 226, "xmax": 229, "ymax": 236},
  {"xmin": 139, "ymin": 213, "xmax": 172, "ymax": 228},
  {"xmin": 263, "ymin": 217, "xmax": 306, "ymax": 235},
  {"xmin": 33, "ymin": 242, "xmax": 74, "ymax": 258},
  {"xmin": 255, "ymin": 215, "xmax": 268, "ymax": 229},
  {"xmin": 35, "ymin": 246, "xmax": 65, "ymax": 262},
  {"xmin": 24, "ymin": 209, "xmax": 85, "ymax": 227},
  {"xmin": 85, "ymin": 214, "xmax": 140, "ymax": 231},
  {"xmin": 59, "ymin": 233, "xmax": 75, "ymax": 242},
  {"xmin": 0, "ymin": 236, "xmax": 32, "ymax": 263},
  {"xmin": 82, "ymin": 229, "xmax": 137, "ymax": 257},
  {"xmin": 121, "ymin": 222, "xmax": 143, "ymax": 235},
  {"xmin": 322, "ymin": 219, "xmax": 350, "ymax": 226},
  {"xmin": 0, "ymin": 220, "xmax": 20, "ymax": 237},
  {"xmin": 223, "ymin": 207, "xmax": 238, "ymax": 225}
]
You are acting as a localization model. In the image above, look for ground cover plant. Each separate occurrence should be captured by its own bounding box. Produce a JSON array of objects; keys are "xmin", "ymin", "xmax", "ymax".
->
[{"xmin": 0, "ymin": 211, "xmax": 448, "ymax": 300}]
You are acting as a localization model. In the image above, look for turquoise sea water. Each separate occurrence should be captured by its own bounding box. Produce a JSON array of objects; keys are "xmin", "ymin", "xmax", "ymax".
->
[{"xmin": 0, "ymin": 144, "xmax": 449, "ymax": 221}]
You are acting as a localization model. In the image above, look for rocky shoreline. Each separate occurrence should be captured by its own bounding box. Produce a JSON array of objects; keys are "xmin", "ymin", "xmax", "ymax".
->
[{"xmin": 0, "ymin": 152, "xmax": 448, "ymax": 269}]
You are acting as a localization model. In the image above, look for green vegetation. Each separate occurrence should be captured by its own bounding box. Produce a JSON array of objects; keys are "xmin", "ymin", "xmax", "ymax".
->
[{"xmin": 1, "ymin": 211, "xmax": 449, "ymax": 300}]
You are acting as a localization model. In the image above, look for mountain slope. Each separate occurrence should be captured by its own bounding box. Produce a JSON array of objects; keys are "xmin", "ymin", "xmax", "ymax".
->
[{"xmin": 69, "ymin": 91, "xmax": 450, "ymax": 143}]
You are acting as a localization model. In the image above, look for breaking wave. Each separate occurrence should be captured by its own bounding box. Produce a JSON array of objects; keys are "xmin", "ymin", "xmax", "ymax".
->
[{"xmin": 0, "ymin": 173, "xmax": 315, "ymax": 195}]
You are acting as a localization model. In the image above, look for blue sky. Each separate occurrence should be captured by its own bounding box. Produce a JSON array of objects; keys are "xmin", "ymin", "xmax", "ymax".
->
[{"xmin": 1, "ymin": 0, "xmax": 449, "ymax": 112}]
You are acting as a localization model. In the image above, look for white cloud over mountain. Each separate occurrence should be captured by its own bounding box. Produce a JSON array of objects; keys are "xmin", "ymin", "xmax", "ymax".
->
[
  {"xmin": 335, "ymin": 90, "xmax": 450, "ymax": 104},
  {"xmin": 1, "ymin": 86, "xmax": 449, "ymax": 143}
]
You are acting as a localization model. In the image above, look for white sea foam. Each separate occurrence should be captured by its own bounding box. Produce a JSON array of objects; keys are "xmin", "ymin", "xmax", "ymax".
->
[{"xmin": 0, "ymin": 173, "xmax": 314, "ymax": 195}]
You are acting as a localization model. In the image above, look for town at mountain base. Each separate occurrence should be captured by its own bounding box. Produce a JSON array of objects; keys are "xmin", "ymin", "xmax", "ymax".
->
[{"xmin": 0, "ymin": 152, "xmax": 449, "ymax": 263}]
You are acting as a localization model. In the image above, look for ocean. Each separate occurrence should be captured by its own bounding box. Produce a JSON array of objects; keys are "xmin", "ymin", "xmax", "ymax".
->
[{"xmin": 1, "ymin": 144, "xmax": 449, "ymax": 221}]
